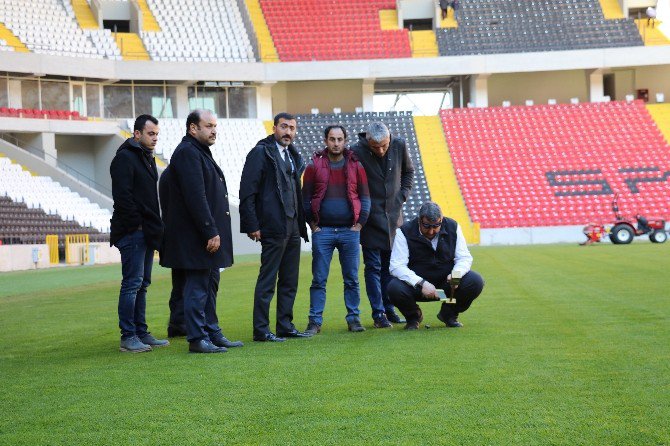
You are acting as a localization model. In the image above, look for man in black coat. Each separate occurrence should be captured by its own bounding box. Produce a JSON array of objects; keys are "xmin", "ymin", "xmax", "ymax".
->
[
  {"xmin": 239, "ymin": 112, "xmax": 311, "ymax": 342},
  {"xmin": 352, "ymin": 121, "xmax": 414, "ymax": 328},
  {"xmin": 160, "ymin": 109, "xmax": 242, "ymax": 353},
  {"xmin": 158, "ymin": 165, "xmax": 186, "ymax": 338},
  {"xmin": 110, "ymin": 114, "xmax": 169, "ymax": 353}
]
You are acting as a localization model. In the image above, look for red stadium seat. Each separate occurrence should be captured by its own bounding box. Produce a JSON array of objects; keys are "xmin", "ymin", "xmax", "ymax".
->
[
  {"xmin": 441, "ymin": 100, "xmax": 670, "ymax": 228},
  {"xmin": 260, "ymin": 0, "xmax": 411, "ymax": 62}
]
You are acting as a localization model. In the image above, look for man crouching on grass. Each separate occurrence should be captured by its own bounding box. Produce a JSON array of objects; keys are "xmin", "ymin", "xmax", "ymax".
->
[{"xmin": 387, "ymin": 201, "xmax": 484, "ymax": 330}]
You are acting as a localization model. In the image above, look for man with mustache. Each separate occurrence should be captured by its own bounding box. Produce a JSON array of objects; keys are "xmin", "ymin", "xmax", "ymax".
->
[
  {"xmin": 240, "ymin": 113, "xmax": 311, "ymax": 342},
  {"xmin": 160, "ymin": 109, "xmax": 241, "ymax": 353}
]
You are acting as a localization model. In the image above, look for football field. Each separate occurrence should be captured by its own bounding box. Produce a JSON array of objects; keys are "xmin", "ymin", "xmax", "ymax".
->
[{"xmin": 1, "ymin": 243, "xmax": 668, "ymax": 445}]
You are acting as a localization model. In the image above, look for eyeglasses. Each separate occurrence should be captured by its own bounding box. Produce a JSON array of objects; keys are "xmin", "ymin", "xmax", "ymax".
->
[{"xmin": 420, "ymin": 221, "xmax": 442, "ymax": 229}]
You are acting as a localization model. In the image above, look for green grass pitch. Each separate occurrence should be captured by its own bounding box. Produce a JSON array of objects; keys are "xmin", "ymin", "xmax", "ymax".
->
[{"xmin": 1, "ymin": 243, "xmax": 669, "ymax": 445}]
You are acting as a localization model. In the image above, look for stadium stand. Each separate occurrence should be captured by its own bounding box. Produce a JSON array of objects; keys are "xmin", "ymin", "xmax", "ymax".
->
[
  {"xmin": 0, "ymin": 0, "xmax": 118, "ymax": 58},
  {"xmin": 141, "ymin": 0, "xmax": 256, "ymax": 62},
  {"xmin": 134, "ymin": 118, "xmax": 268, "ymax": 203},
  {"xmin": 0, "ymin": 108, "xmax": 87, "ymax": 119},
  {"xmin": 413, "ymin": 115, "xmax": 477, "ymax": 242},
  {"xmin": 260, "ymin": 0, "xmax": 411, "ymax": 61},
  {"xmin": 436, "ymin": 0, "xmax": 643, "ymax": 56},
  {"xmin": 0, "ymin": 194, "xmax": 107, "ymax": 246},
  {"xmin": 292, "ymin": 112, "xmax": 430, "ymax": 220},
  {"xmin": 441, "ymin": 100, "xmax": 670, "ymax": 228},
  {"xmin": 0, "ymin": 155, "xmax": 111, "ymax": 234}
]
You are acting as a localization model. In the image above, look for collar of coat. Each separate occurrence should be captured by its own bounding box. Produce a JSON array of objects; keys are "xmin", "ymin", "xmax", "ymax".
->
[
  {"xmin": 311, "ymin": 147, "xmax": 358, "ymax": 163},
  {"xmin": 260, "ymin": 134, "xmax": 304, "ymax": 173},
  {"xmin": 120, "ymin": 138, "xmax": 157, "ymax": 178}
]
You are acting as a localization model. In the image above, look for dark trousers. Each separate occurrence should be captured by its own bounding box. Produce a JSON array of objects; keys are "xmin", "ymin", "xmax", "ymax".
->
[
  {"xmin": 168, "ymin": 268, "xmax": 186, "ymax": 331},
  {"xmin": 253, "ymin": 218, "xmax": 301, "ymax": 337},
  {"xmin": 116, "ymin": 230, "xmax": 153, "ymax": 340},
  {"xmin": 362, "ymin": 247, "xmax": 395, "ymax": 319},
  {"xmin": 387, "ymin": 270, "xmax": 484, "ymax": 323},
  {"xmin": 183, "ymin": 268, "xmax": 222, "ymax": 343}
]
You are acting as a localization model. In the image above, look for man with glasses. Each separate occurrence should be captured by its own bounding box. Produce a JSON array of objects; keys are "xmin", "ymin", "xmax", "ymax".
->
[{"xmin": 387, "ymin": 201, "xmax": 484, "ymax": 330}]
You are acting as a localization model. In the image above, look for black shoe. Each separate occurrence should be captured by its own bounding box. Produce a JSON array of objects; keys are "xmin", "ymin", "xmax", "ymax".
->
[
  {"xmin": 404, "ymin": 310, "xmax": 423, "ymax": 330},
  {"xmin": 373, "ymin": 314, "xmax": 392, "ymax": 328},
  {"xmin": 277, "ymin": 329, "xmax": 313, "ymax": 338},
  {"xmin": 305, "ymin": 321, "xmax": 321, "ymax": 336},
  {"xmin": 210, "ymin": 333, "xmax": 244, "ymax": 348},
  {"xmin": 189, "ymin": 339, "xmax": 227, "ymax": 353},
  {"xmin": 167, "ymin": 325, "xmax": 187, "ymax": 338},
  {"xmin": 253, "ymin": 332, "xmax": 286, "ymax": 342},
  {"xmin": 347, "ymin": 319, "xmax": 366, "ymax": 332},
  {"xmin": 437, "ymin": 312, "xmax": 463, "ymax": 328},
  {"xmin": 386, "ymin": 312, "xmax": 406, "ymax": 324}
]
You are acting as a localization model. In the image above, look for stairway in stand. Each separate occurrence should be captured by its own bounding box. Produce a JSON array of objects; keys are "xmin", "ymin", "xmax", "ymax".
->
[
  {"xmin": 115, "ymin": 32, "xmax": 150, "ymax": 60},
  {"xmin": 414, "ymin": 116, "xmax": 479, "ymax": 243},
  {"xmin": 0, "ymin": 22, "xmax": 29, "ymax": 52}
]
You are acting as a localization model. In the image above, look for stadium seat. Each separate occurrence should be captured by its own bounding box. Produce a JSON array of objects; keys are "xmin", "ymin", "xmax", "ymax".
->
[
  {"xmin": 436, "ymin": 0, "xmax": 643, "ymax": 56},
  {"xmin": 0, "ymin": 156, "xmax": 112, "ymax": 243},
  {"xmin": 441, "ymin": 100, "xmax": 670, "ymax": 228},
  {"xmin": 260, "ymin": 0, "xmax": 411, "ymax": 61}
]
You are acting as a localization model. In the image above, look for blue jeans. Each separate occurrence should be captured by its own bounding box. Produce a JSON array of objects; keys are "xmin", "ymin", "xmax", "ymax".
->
[
  {"xmin": 309, "ymin": 227, "xmax": 361, "ymax": 325},
  {"xmin": 362, "ymin": 247, "xmax": 395, "ymax": 319},
  {"xmin": 115, "ymin": 230, "xmax": 153, "ymax": 340}
]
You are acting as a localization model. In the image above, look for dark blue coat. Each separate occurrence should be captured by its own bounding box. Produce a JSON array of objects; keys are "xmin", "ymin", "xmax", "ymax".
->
[
  {"xmin": 239, "ymin": 135, "xmax": 308, "ymax": 241},
  {"xmin": 159, "ymin": 135, "xmax": 233, "ymax": 269}
]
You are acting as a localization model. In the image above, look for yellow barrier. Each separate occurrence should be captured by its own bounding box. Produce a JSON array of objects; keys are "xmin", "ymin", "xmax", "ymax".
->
[
  {"xmin": 46, "ymin": 234, "xmax": 59, "ymax": 264},
  {"xmin": 65, "ymin": 234, "xmax": 90, "ymax": 265}
]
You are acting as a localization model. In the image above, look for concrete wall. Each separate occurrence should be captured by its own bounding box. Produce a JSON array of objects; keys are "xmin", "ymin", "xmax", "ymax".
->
[
  {"xmin": 0, "ymin": 243, "xmax": 120, "ymax": 272},
  {"xmin": 488, "ymin": 70, "xmax": 589, "ymax": 106},
  {"xmin": 399, "ymin": 0, "xmax": 434, "ymax": 20},
  {"xmin": 276, "ymin": 80, "xmax": 364, "ymax": 114},
  {"xmin": 0, "ymin": 244, "xmax": 51, "ymax": 271},
  {"xmin": 634, "ymin": 64, "xmax": 670, "ymax": 101},
  {"xmin": 55, "ymin": 135, "xmax": 97, "ymax": 181},
  {"xmin": 4, "ymin": 45, "xmax": 670, "ymax": 83}
]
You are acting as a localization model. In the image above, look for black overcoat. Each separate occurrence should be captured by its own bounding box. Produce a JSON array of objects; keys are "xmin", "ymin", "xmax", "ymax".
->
[
  {"xmin": 109, "ymin": 138, "xmax": 163, "ymax": 250},
  {"xmin": 239, "ymin": 135, "xmax": 308, "ymax": 241},
  {"xmin": 351, "ymin": 132, "xmax": 414, "ymax": 250},
  {"xmin": 159, "ymin": 135, "xmax": 233, "ymax": 269}
]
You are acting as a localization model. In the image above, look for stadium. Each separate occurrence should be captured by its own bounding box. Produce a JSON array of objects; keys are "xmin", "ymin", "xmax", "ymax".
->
[{"xmin": 1, "ymin": 0, "xmax": 669, "ymax": 444}]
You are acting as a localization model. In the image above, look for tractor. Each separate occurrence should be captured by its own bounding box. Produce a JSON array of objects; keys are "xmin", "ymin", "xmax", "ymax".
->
[
  {"xmin": 608, "ymin": 193, "xmax": 667, "ymax": 244},
  {"xmin": 580, "ymin": 194, "xmax": 667, "ymax": 245}
]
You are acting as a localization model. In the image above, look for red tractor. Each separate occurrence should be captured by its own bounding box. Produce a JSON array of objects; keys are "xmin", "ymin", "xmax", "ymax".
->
[
  {"xmin": 608, "ymin": 194, "xmax": 667, "ymax": 244},
  {"xmin": 581, "ymin": 194, "xmax": 667, "ymax": 245}
]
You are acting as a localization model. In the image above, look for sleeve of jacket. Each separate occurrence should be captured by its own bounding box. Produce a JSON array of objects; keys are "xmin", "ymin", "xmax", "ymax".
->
[
  {"xmin": 239, "ymin": 146, "xmax": 263, "ymax": 233},
  {"xmin": 357, "ymin": 162, "xmax": 371, "ymax": 226},
  {"xmin": 110, "ymin": 152, "xmax": 142, "ymax": 230},
  {"xmin": 172, "ymin": 146, "xmax": 218, "ymax": 241},
  {"xmin": 400, "ymin": 140, "xmax": 415, "ymax": 201},
  {"xmin": 302, "ymin": 162, "xmax": 316, "ymax": 223}
]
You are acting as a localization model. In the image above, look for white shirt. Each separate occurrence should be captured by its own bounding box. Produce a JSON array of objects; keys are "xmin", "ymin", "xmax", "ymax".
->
[
  {"xmin": 389, "ymin": 221, "xmax": 473, "ymax": 287},
  {"xmin": 275, "ymin": 140, "xmax": 294, "ymax": 172}
]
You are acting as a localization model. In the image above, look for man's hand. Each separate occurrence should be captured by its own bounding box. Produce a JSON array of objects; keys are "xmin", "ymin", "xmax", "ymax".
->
[
  {"xmin": 351, "ymin": 223, "xmax": 362, "ymax": 232},
  {"xmin": 247, "ymin": 231, "xmax": 261, "ymax": 242},
  {"xmin": 421, "ymin": 280, "xmax": 438, "ymax": 299},
  {"xmin": 310, "ymin": 223, "xmax": 321, "ymax": 233},
  {"xmin": 206, "ymin": 235, "xmax": 220, "ymax": 253}
]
